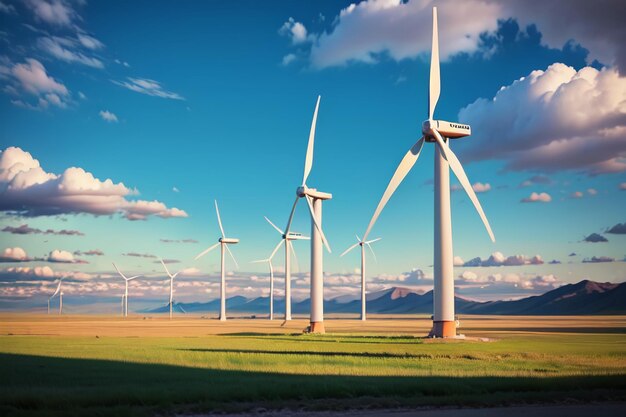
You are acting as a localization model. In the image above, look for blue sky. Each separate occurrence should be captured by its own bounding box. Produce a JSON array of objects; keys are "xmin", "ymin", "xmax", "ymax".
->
[{"xmin": 0, "ymin": 0, "xmax": 625, "ymax": 311}]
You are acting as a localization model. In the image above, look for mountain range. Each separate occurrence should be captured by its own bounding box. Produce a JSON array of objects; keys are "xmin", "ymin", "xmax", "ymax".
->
[{"xmin": 145, "ymin": 280, "xmax": 626, "ymax": 315}]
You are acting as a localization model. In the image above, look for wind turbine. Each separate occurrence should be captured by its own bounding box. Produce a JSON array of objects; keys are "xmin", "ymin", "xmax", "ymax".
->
[
  {"xmin": 340, "ymin": 235, "xmax": 381, "ymax": 321},
  {"xmin": 48, "ymin": 278, "xmax": 63, "ymax": 315},
  {"xmin": 361, "ymin": 7, "xmax": 495, "ymax": 338},
  {"xmin": 195, "ymin": 200, "xmax": 239, "ymax": 321},
  {"xmin": 263, "ymin": 216, "xmax": 309, "ymax": 320},
  {"xmin": 284, "ymin": 95, "xmax": 332, "ymax": 333},
  {"xmin": 113, "ymin": 263, "xmax": 141, "ymax": 318},
  {"xmin": 159, "ymin": 259, "xmax": 181, "ymax": 319}
]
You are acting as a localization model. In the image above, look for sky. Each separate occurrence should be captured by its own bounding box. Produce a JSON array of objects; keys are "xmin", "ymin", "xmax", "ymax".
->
[{"xmin": 0, "ymin": 0, "xmax": 625, "ymax": 312}]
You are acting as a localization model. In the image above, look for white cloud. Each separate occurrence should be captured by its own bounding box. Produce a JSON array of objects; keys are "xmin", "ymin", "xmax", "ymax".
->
[
  {"xmin": 25, "ymin": 0, "xmax": 76, "ymax": 27},
  {"xmin": 587, "ymin": 188, "xmax": 598, "ymax": 196},
  {"xmin": 0, "ymin": 146, "xmax": 188, "ymax": 220},
  {"xmin": 459, "ymin": 64, "xmax": 626, "ymax": 175},
  {"xmin": 1, "ymin": 58, "xmax": 70, "ymax": 109},
  {"xmin": 77, "ymin": 33, "xmax": 104, "ymax": 50},
  {"xmin": 172, "ymin": 187, "xmax": 179, "ymax": 193},
  {"xmin": 47, "ymin": 249, "xmax": 75, "ymax": 263},
  {"xmin": 37, "ymin": 36, "xmax": 104, "ymax": 69},
  {"xmin": 99, "ymin": 110, "xmax": 118, "ymax": 123},
  {"xmin": 0, "ymin": 1, "xmax": 16, "ymax": 14},
  {"xmin": 113, "ymin": 77, "xmax": 184, "ymax": 100},
  {"xmin": 453, "ymin": 256, "xmax": 464, "ymax": 266},
  {"xmin": 571, "ymin": 191, "xmax": 583, "ymax": 198},
  {"xmin": 281, "ymin": 53, "xmax": 297, "ymax": 66},
  {"xmin": 280, "ymin": 18, "xmax": 312, "ymax": 44},
  {"xmin": 0, "ymin": 247, "xmax": 30, "ymax": 262},
  {"xmin": 462, "ymin": 251, "xmax": 544, "ymax": 267},
  {"xmin": 521, "ymin": 192, "xmax": 551, "ymax": 203},
  {"xmin": 472, "ymin": 182, "xmax": 491, "ymax": 193}
]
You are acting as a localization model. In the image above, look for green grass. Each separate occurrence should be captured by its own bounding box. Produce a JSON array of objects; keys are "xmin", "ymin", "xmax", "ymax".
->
[{"xmin": 1, "ymin": 333, "xmax": 625, "ymax": 416}]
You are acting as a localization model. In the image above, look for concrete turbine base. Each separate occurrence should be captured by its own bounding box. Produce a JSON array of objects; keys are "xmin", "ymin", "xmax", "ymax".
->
[
  {"xmin": 309, "ymin": 321, "xmax": 325, "ymax": 334},
  {"xmin": 429, "ymin": 320, "xmax": 456, "ymax": 338}
]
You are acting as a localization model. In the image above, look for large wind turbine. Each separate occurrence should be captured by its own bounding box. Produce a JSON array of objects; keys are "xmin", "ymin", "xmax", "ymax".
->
[
  {"xmin": 263, "ymin": 216, "xmax": 309, "ymax": 320},
  {"xmin": 284, "ymin": 95, "xmax": 332, "ymax": 333},
  {"xmin": 160, "ymin": 259, "xmax": 181, "ymax": 319},
  {"xmin": 113, "ymin": 263, "xmax": 141, "ymax": 318},
  {"xmin": 195, "ymin": 200, "xmax": 239, "ymax": 321},
  {"xmin": 362, "ymin": 7, "xmax": 495, "ymax": 338},
  {"xmin": 48, "ymin": 278, "xmax": 63, "ymax": 315},
  {"xmin": 340, "ymin": 235, "xmax": 381, "ymax": 321}
]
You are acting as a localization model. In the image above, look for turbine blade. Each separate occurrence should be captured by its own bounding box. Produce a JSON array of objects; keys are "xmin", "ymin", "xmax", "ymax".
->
[
  {"xmin": 269, "ymin": 239, "xmax": 285, "ymax": 261},
  {"xmin": 363, "ymin": 137, "xmax": 425, "ymax": 241},
  {"xmin": 429, "ymin": 7, "xmax": 440, "ymax": 120},
  {"xmin": 215, "ymin": 200, "xmax": 225, "ymax": 238},
  {"xmin": 366, "ymin": 242, "xmax": 378, "ymax": 263},
  {"xmin": 264, "ymin": 216, "xmax": 284, "ymax": 236},
  {"xmin": 284, "ymin": 195, "xmax": 300, "ymax": 235},
  {"xmin": 355, "ymin": 234, "xmax": 361, "ymax": 242},
  {"xmin": 127, "ymin": 275, "xmax": 141, "ymax": 281},
  {"xmin": 225, "ymin": 244, "xmax": 239, "ymax": 269},
  {"xmin": 194, "ymin": 242, "xmax": 220, "ymax": 260},
  {"xmin": 365, "ymin": 237, "xmax": 382, "ymax": 244},
  {"xmin": 112, "ymin": 262, "xmax": 127, "ymax": 280},
  {"xmin": 305, "ymin": 194, "xmax": 331, "ymax": 252},
  {"xmin": 251, "ymin": 259, "xmax": 269, "ymax": 264},
  {"xmin": 432, "ymin": 129, "xmax": 495, "ymax": 242},
  {"xmin": 340, "ymin": 242, "xmax": 360, "ymax": 257},
  {"xmin": 51, "ymin": 279, "xmax": 62, "ymax": 298},
  {"xmin": 172, "ymin": 272, "xmax": 180, "ymax": 279},
  {"xmin": 160, "ymin": 258, "xmax": 172, "ymax": 277},
  {"xmin": 302, "ymin": 95, "xmax": 321, "ymax": 186}
]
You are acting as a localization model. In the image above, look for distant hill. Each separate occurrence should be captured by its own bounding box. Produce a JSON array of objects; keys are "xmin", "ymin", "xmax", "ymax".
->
[{"xmin": 144, "ymin": 280, "xmax": 626, "ymax": 315}]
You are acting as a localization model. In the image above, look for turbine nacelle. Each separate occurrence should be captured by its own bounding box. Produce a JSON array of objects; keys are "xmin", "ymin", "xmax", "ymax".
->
[
  {"xmin": 297, "ymin": 185, "xmax": 332, "ymax": 200},
  {"xmin": 422, "ymin": 119, "xmax": 471, "ymax": 141},
  {"xmin": 219, "ymin": 237, "xmax": 239, "ymax": 244}
]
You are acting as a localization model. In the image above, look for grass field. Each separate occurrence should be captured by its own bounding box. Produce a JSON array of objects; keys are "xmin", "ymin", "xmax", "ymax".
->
[{"xmin": 1, "ymin": 314, "xmax": 625, "ymax": 416}]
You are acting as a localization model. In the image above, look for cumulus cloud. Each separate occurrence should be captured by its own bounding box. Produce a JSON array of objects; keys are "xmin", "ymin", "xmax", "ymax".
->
[
  {"xmin": 472, "ymin": 182, "xmax": 491, "ymax": 193},
  {"xmin": 462, "ymin": 251, "xmax": 544, "ymax": 267},
  {"xmin": 113, "ymin": 77, "xmax": 184, "ymax": 100},
  {"xmin": 520, "ymin": 175, "xmax": 553, "ymax": 187},
  {"xmin": 606, "ymin": 222, "xmax": 626, "ymax": 234},
  {"xmin": 99, "ymin": 110, "xmax": 118, "ymax": 123},
  {"xmin": 301, "ymin": 0, "xmax": 626, "ymax": 72},
  {"xmin": 279, "ymin": 18, "xmax": 312, "ymax": 45},
  {"xmin": 25, "ymin": 0, "xmax": 77, "ymax": 27},
  {"xmin": 1, "ymin": 58, "xmax": 70, "ymax": 109},
  {"xmin": 582, "ymin": 256, "xmax": 614, "ymax": 263},
  {"xmin": 459, "ymin": 64, "xmax": 626, "ymax": 175},
  {"xmin": 46, "ymin": 249, "xmax": 77, "ymax": 263},
  {"xmin": 453, "ymin": 256, "xmax": 464, "ymax": 266},
  {"xmin": 37, "ymin": 36, "xmax": 104, "ymax": 69},
  {"xmin": 0, "ymin": 147, "xmax": 188, "ymax": 220},
  {"xmin": 281, "ymin": 53, "xmax": 297, "ymax": 66},
  {"xmin": 0, "ymin": 247, "xmax": 31, "ymax": 262},
  {"xmin": 456, "ymin": 271, "xmax": 561, "ymax": 292},
  {"xmin": 583, "ymin": 233, "xmax": 608, "ymax": 243},
  {"xmin": 521, "ymin": 192, "xmax": 551, "ymax": 203},
  {"xmin": 1, "ymin": 224, "xmax": 84, "ymax": 236}
]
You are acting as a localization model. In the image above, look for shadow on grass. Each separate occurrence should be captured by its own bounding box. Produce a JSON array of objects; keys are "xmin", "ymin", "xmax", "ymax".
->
[
  {"xmin": 469, "ymin": 327, "xmax": 626, "ymax": 334},
  {"xmin": 179, "ymin": 348, "xmax": 443, "ymax": 359},
  {"xmin": 1, "ymin": 353, "xmax": 625, "ymax": 417},
  {"xmin": 217, "ymin": 333, "xmax": 424, "ymax": 345}
]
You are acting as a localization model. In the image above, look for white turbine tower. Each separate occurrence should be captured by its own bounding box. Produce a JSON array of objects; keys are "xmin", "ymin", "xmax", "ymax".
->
[
  {"xmin": 48, "ymin": 278, "xmax": 63, "ymax": 315},
  {"xmin": 362, "ymin": 7, "xmax": 495, "ymax": 338},
  {"xmin": 195, "ymin": 200, "xmax": 239, "ymax": 321},
  {"xmin": 340, "ymin": 235, "xmax": 381, "ymax": 321},
  {"xmin": 284, "ymin": 95, "xmax": 332, "ymax": 333},
  {"xmin": 263, "ymin": 216, "xmax": 309, "ymax": 320},
  {"xmin": 160, "ymin": 259, "xmax": 181, "ymax": 319},
  {"xmin": 113, "ymin": 263, "xmax": 141, "ymax": 318}
]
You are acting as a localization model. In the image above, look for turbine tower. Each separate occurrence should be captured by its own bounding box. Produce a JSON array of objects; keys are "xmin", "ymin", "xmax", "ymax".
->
[
  {"xmin": 160, "ymin": 259, "xmax": 181, "ymax": 319},
  {"xmin": 362, "ymin": 7, "xmax": 495, "ymax": 338},
  {"xmin": 48, "ymin": 278, "xmax": 63, "ymax": 315},
  {"xmin": 340, "ymin": 235, "xmax": 381, "ymax": 321},
  {"xmin": 113, "ymin": 263, "xmax": 141, "ymax": 318},
  {"xmin": 284, "ymin": 95, "xmax": 332, "ymax": 333},
  {"xmin": 195, "ymin": 200, "xmax": 239, "ymax": 321},
  {"xmin": 263, "ymin": 216, "xmax": 309, "ymax": 320}
]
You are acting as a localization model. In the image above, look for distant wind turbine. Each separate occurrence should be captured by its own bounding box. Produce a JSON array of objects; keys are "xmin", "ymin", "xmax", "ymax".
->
[
  {"xmin": 195, "ymin": 200, "xmax": 239, "ymax": 321},
  {"xmin": 340, "ymin": 235, "xmax": 381, "ymax": 321},
  {"xmin": 263, "ymin": 216, "xmax": 309, "ymax": 320},
  {"xmin": 48, "ymin": 278, "xmax": 64, "ymax": 315},
  {"xmin": 113, "ymin": 263, "xmax": 142, "ymax": 318},
  {"xmin": 159, "ymin": 259, "xmax": 181, "ymax": 319}
]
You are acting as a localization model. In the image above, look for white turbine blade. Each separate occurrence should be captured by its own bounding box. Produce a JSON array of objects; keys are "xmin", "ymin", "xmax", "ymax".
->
[
  {"xmin": 160, "ymin": 258, "xmax": 173, "ymax": 278},
  {"xmin": 432, "ymin": 129, "xmax": 495, "ymax": 242},
  {"xmin": 225, "ymin": 244, "xmax": 239, "ymax": 269},
  {"xmin": 429, "ymin": 7, "xmax": 440, "ymax": 120},
  {"xmin": 195, "ymin": 242, "xmax": 220, "ymax": 260},
  {"xmin": 284, "ymin": 195, "xmax": 300, "ymax": 235},
  {"xmin": 251, "ymin": 259, "xmax": 269, "ymax": 264},
  {"xmin": 302, "ymin": 95, "xmax": 321, "ymax": 186},
  {"xmin": 51, "ymin": 279, "xmax": 62, "ymax": 298},
  {"xmin": 112, "ymin": 262, "xmax": 127, "ymax": 280},
  {"xmin": 269, "ymin": 239, "xmax": 285, "ymax": 261},
  {"xmin": 127, "ymin": 275, "xmax": 141, "ymax": 281},
  {"xmin": 215, "ymin": 200, "xmax": 225, "ymax": 238},
  {"xmin": 363, "ymin": 137, "xmax": 425, "ymax": 241},
  {"xmin": 365, "ymin": 237, "xmax": 382, "ymax": 244},
  {"xmin": 172, "ymin": 272, "xmax": 180, "ymax": 279},
  {"xmin": 365, "ymin": 242, "xmax": 378, "ymax": 263},
  {"xmin": 305, "ymin": 194, "xmax": 331, "ymax": 252},
  {"xmin": 264, "ymin": 216, "xmax": 284, "ymax": 236},
  {"xmin": 340, "ymin": 242, "xmax": 360, "ymax": 257},
  {"xmin": 289, "ymin": 241, "xmax": 299, "ymax": 273}
]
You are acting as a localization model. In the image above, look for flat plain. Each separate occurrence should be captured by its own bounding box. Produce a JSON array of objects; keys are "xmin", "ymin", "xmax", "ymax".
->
[{"xmin": 1, "ymin": 314, "xmax": 625, "ymax": 416}]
